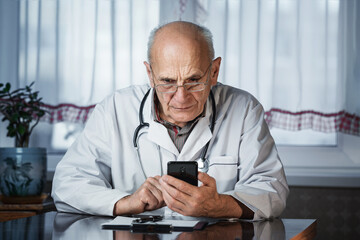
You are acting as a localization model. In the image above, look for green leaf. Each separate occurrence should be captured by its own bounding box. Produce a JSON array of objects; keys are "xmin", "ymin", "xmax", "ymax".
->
[
  {"xmin": 11, "ymin": 113, "xmax": 19, "ymax": 122},
  {"xmin": 7, "ymin": 125, "xmax": 16, "ymax": 137},
  {"xmin": 5, "ymin": 83, "xmax": 11, "ymax": 92},
  {"xmin": 17, "ymin": 125, "xmax": 26, "ymax": 135}
]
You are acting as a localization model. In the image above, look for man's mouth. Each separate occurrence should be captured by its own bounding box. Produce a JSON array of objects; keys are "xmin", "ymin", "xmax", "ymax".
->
[{"xmin": 172, "ymin": 105, "xmax": 194, "ymax": 110}]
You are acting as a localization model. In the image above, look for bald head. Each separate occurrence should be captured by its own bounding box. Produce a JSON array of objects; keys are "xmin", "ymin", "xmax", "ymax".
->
[{"xmin": 147, "ymin": 21, "xmax": 214, "ymax": 64}]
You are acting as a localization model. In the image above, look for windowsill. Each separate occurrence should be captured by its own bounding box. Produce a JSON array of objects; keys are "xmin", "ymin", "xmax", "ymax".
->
[{"xmin": 278, "ymin": 145, "xmax": 360, "ymax": 187}]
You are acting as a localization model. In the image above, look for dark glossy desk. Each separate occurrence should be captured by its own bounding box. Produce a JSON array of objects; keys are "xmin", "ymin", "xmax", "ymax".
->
[
  {"xmin": 0, "ymin": 211, "xmax": 316, "ymax": 240},
  {"xmin": 0, "ymin": 197, "xmax": 56, "ymax": 222}
]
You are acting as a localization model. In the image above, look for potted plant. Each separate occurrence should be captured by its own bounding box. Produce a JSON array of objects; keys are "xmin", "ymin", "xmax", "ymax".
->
[{"xmin": 0, "ymin": 82, "xmax": 47, "ymax": 203}]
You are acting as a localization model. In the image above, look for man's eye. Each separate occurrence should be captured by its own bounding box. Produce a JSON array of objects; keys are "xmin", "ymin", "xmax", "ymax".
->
[
  {"xmin": 161, "ymin": 79, "xmax": 175, "ymax": 84},
  {"xmin": 189, "ymin": 78, "xmax": 201, "ymax": 82}
]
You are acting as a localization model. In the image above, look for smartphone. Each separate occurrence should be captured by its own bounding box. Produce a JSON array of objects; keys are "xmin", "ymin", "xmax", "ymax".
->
[{"xmin": 167, "ymin": 161, "xmax": 198, "ymax": 186}]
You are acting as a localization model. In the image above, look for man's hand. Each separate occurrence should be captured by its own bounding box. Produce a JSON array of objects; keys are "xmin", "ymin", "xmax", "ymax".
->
[
  {"xmin": 113, "ymin": 176, "xmax": 165, "ymax": 215},
  {"xmin": 160, "ymin": 172, "xmax": 245, "ymax": 218}
]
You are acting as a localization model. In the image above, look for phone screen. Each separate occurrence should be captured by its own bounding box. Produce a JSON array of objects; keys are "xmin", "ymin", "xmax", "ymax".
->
[{"xmin": 167, "ymin": 161, "xmax": 198, "ymax": 186}]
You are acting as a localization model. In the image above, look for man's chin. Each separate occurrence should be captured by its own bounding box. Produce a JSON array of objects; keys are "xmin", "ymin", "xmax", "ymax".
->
[{"xmin": 170, "ymin": 115, "xmax": 197, "ymax": 125}]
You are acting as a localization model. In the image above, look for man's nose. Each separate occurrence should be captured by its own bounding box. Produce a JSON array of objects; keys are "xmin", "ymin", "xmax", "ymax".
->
[{"xmin": 173, "ymin": 85, "xmax": 189, "ymax": 102}]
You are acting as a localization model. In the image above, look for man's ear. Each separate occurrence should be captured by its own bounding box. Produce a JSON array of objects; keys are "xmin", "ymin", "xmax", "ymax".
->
[
  {"xmin": 144, "ymin": 61, "xmax": 154, "ymax": 88},
  {"xmin": 210, "ymin": 57, "xmax": 221, "ymax": 86}
]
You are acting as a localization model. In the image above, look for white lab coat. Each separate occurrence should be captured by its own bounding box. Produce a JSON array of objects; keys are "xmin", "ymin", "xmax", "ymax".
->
[{"xmin": 52, "ymin": 83, "xmax": 289, "ymax": 220}]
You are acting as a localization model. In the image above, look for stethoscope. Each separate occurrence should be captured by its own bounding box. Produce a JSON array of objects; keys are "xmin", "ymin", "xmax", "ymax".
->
[{"xmin": 133, "ymin": 88, "xmax": 216, "ymax": 178}]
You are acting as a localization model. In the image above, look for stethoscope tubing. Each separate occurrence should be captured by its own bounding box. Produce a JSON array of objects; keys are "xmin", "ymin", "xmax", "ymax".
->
[{"xmin": 133, "ymin": 89, "xmax": 151, "ymax": 148}]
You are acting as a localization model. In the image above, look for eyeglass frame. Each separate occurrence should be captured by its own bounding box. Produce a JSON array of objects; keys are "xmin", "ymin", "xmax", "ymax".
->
[{"xmin": 149, "ymin": 61, "xmax": 213, "ymax": 94}]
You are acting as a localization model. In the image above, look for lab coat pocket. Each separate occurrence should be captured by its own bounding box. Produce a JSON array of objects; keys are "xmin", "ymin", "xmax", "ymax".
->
[{"xmin": 207, "ymin": 156, "xmax": 238, "ymax": 193}]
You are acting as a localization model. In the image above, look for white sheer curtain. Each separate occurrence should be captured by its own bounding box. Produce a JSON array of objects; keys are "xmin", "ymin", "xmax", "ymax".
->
[
  {"xmin": 17, "ymin": 0, "xmax": 159, "ymax": 105},
  {"xmin": 207, "ymin": 0, "xmax": 342, "ymax": 112},
  {"xmin": 0, "ymin": 0, "xmax": 359, "ymax": 150}
]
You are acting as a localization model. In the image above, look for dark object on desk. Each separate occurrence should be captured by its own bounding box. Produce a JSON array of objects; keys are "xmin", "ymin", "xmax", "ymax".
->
[
  {"xmin": 130, "ymin": 215, "xmax": 171, "ymax": 233},
  {"xmin": 131, "ymin": 223, "xmax": 173, "ymax": 233},
  {"xmin": 133, "ymin": 215, "xmax": 163, "ymax": 223},
  {"xmin": 168, "ymin": 161, "xmax": 198, "ymax": 186}
]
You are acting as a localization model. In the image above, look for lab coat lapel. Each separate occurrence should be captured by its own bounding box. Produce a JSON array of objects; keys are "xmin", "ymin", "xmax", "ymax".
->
[
  {"xmin": 178, "ymin": 116, "xmax": 212, "ymax": 161},
  {"xmin": 143, "ymin": 89, "xmax": 179, "ymax": 156},
  {"xmin": 147, "ymin": 121, "xmax": 179, "ymax": 156}
]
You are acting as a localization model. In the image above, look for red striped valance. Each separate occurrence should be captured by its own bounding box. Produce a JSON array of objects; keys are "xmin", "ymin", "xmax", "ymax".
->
[
  {"xmin": 265, "ymin": 108, "xmax": 360, "ymax": 136},
  {"xmin": 40, "ymin": 103, "xmax": 96, "ymax": 124},
  {"xmin": 41, "ymin": 104, "xmax": 360, "ymax": 136}
]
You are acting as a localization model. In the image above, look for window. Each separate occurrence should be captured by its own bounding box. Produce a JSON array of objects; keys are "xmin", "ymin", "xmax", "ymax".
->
[{"xmin": 1, "ymin": 0, "xmax": 358, "ymax": 154}]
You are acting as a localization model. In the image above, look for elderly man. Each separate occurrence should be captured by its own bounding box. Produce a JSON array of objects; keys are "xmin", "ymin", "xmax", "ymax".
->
[{"xmin": 52, "ymin": 21, "xmax": 288, "ymax": 220}]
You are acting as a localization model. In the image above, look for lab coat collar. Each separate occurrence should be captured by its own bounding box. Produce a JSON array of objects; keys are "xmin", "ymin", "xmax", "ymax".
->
[{"xmin": 144, "ymin": 88, "xmax": 213, "ymax": 159}]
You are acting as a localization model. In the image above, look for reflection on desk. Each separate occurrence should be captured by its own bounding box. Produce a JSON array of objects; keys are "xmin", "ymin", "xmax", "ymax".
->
[
  {"xmin": 113, "ymin": 221, "xmax": 255, "ymax": 240},
  {"xmin": 0, "ymin": 211, "xmax": 316, "ymax": 240}
]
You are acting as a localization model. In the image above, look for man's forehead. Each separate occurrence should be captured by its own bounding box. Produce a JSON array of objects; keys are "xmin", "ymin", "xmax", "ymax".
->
[
  {"xmin": 152, "ymin": 36, "xmax": 205, "ymax": 58},
  {"xmin": 151, "ymin": 62, "xmax": 206, "ymax": 78},
  {"xmin": 151, "ymin": 41, "xmax": 208, "ymax": 73}
]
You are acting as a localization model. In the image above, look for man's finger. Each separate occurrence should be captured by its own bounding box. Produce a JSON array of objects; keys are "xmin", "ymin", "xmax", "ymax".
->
[
  {"xmin": 146, "ymin": 177, "xmax": 161, "ymax": 194},
  {"xmin": 139, "ymin": 188, "xmax": 156, "ymax": 205},
  {"xmin": 148, "ymin": 186, "xmax": 163, "ymax": 205},
  {"xmin": 147, "ymin": 176, "xmax": 163, "ymax": 191},
  {"xmin": 198, "ymin": 172, "xmax": 216, "ymax": 187},
  {"xmin": 143, "ymin": 178, "xmax": 164, "ymax": 206},
  {"xmin": 161, "ymin": 175, "xmax": 195, "ymax": 195},
  {"xmin": 161, "ymin": 179, "xmax": 190, "ymax": 205},
  {"xmin": 162, "ymin": 184, "xmax": 186, "ymax": 212}
]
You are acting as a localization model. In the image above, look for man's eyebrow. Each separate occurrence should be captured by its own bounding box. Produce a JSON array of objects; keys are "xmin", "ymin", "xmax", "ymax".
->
[
  {"xmin": 158, "ymin": 76, "xmax": 176, "ymax": 81},
  {"xmin": 187, "ymin": 73, "xmax": 203, "ymax": 78},
  {"xmin": 158, "ymin": 73, "xmax": 203, "ymax": 81}
]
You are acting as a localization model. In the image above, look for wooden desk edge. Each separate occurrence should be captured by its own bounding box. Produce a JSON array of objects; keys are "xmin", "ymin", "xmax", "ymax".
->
[
  {"xmin": 0, "ymin": 199, "xmax": 55, "ymax": 211},
  {"xmin": 291, "ymin": 219, "xmax": 317, "ymax": 240}
]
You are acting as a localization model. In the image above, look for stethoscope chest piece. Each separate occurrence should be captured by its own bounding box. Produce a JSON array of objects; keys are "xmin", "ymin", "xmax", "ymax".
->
[{"xmin": 196, "ymin": 158, "xmax": 209, "ymax": 173}]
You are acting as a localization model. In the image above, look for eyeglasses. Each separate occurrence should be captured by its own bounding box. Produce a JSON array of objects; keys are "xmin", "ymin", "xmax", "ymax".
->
[{"xmin": 150, "ymin": 62, "xmax": 212, "ymax": 94}]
